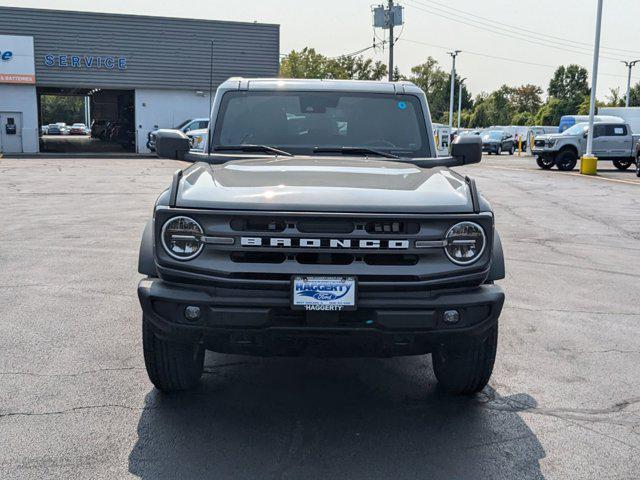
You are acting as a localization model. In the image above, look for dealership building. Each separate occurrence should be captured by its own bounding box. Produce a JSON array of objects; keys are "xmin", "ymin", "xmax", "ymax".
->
[{"xmin": 0, "ymin": 7, "xmax": 279, "ymax": 154}]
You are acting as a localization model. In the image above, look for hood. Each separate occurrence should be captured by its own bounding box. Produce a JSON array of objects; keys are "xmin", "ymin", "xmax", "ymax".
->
[
  {"xmin": 175, "ymin": 156, "xmax": 474, "ymax": 213},
  {"xmin": 536, "ymin": 133, "xmax": 567, "ymax": 141}
]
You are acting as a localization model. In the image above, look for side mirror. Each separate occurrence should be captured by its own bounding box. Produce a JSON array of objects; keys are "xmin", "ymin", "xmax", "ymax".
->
[
  {"xmin": 155, "ymin": 129, "xmax": 191, "ymax": 160},
  {"xmin": 451, "ymin": 135, "xmax": 482, "ymax": 165}
]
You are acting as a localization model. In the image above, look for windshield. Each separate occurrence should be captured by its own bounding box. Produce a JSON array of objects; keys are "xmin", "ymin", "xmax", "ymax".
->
[
  {"xmin": 212, "ymin": 91, "xmax": 430, "ymax": 157},
  {"xmin": 482, "ymin": 131, "xmax": 503, "ymax": 141},
  {"xmin": 563, "ymin": 123, "xmax": 588, "ymax": 135}
]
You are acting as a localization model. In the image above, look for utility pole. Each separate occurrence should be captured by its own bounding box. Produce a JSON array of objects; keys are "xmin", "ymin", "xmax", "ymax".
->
[
  {"xmin": 622, "ymin": 60, "xmax": 639, "ymax": 107},
  {"xmin": 447, "ymin": 50, "xmax": 461, "ymax": 130},
  {"xmin": 457, "ymin": 77, "xmax": 466, "ymax": 130},
  {"xmin": 373, "ymin": 2, "xmax": 403, "ymax": 81},
  {"xmin": 388, "ymin": 0, "xmax": 394, "ymax": 81},
  {"xmin": 582, "ymin": 0, "xmax": 603, "ymax": 175}
]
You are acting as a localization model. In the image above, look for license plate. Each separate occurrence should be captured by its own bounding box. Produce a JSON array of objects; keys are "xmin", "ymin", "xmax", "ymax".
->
[{"xmin": 292, "ymin": 276, "xmax": 356, "ymax": 311}]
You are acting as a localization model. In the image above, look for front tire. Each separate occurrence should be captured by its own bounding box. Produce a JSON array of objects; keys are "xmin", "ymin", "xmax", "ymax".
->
[
  {"xmin": 636, "ymin": 158, "xmax": 640, "ymax": 177},
  {"xmin": 432, "ymin": 324, "xmax": 498, "ymax": 395},
  {"xmin": 555, "ymin": 150, "xmax": 578, "ymax": 171},
  {"xmin": 142, "ymin": 316, "xmax": 205, "ymax": 393},
  {"xmin": 509, "ymin": 145, "xmax": 515, "ymax": 155},
  {"xmin": 613, "ymin": 159, "xmax": 632, "ymax": 171},
  {"xmin": 536, "ymin": 156, "xmax": 554, "ymax": 169},
  {"xmin": 496, "ymin": 146, "xmax": 502, "ymax": 155}
]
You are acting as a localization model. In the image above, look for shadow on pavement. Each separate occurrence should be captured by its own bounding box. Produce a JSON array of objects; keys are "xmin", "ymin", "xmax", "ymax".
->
[{"xmin": 128, "ymin": 354, "xmax": 545, "ymax": 480}]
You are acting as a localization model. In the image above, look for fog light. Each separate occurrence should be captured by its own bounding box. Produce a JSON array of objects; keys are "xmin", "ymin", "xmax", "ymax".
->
[
  {"xmin": 443, "ymin": 310, "xmax": 460, "ymax": 325},
  {"xmin": 184, "ymin": 305, "xmax": 201, "ymax": 321}
]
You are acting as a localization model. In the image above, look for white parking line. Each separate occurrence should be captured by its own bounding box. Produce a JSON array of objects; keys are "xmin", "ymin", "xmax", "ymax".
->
[{"xmin": 484, "ymin": 165, "xmax": 640, "ymax": 186}]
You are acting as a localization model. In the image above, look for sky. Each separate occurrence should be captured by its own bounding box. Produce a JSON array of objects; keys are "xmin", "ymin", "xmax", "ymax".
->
[{"xmin": 2, "ymin": 0, "xmax": 639, "ymax": 101}]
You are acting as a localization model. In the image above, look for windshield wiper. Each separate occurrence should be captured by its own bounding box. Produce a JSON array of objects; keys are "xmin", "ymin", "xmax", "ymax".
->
[
  {"xmin": 214, "ymin": 144, "xmax": 293, "ymax": 156},
  {"xmin": 312, "ymin": 147, "xmax": 399, "ymax": 159}
]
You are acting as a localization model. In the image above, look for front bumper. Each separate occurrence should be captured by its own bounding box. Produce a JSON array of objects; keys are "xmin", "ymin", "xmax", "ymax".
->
[
  {"xmin": 138, "ymin": 278, "xmax": 505, "ymax": 357},
  {"xmin": 531, "ymin": 146, "xmax": 558, "ymax": 157},
  {"xmin": 482, "ymin": 143, "xmax": 499, "ymax": 153}
]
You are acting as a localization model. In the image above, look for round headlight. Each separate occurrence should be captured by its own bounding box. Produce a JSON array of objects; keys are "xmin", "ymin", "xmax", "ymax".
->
[
  {"xmin": 161, "ymin": 216, "xmax": 204, "ymax": 260},
  {"xmin": 444, "ymin": 222, "xmax": 486, "ymax": 265}
]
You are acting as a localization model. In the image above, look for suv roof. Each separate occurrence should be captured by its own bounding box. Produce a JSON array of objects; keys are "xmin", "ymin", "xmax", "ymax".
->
[{"xmin": 219, "ymin": 77, "xmax": 422, "ymax": 95}]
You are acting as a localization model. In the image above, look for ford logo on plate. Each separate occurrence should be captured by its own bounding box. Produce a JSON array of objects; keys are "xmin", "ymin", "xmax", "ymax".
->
[
  {"xmin": 298, "ymin": 285, "xmax": 351, "ymax": 302},
  {"xmin": 292, "ymin": 276, "xmax": 357, "ymax": 311}
]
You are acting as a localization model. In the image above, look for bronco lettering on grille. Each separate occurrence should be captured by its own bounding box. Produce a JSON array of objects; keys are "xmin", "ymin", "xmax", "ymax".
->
[{"xmin": 240, "ymin": 237, "xmax": 409, "ymax": 249}]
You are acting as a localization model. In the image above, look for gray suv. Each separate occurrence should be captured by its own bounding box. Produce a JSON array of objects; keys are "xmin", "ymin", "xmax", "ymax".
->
[{"xmin": 140, "ymin": 78, "xmax": 506, "ymax": 395}]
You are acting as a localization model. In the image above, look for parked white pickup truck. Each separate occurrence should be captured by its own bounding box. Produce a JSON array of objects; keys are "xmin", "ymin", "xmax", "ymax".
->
[{"xmin": 532, "ymin": 121, "xmax": 640, "ymax": 172}]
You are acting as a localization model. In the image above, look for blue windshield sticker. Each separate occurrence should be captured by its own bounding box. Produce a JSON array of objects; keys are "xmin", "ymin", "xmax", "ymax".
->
[{"xmin": 397, "ymin": 101, "xmax": 407, "ymax": 110}]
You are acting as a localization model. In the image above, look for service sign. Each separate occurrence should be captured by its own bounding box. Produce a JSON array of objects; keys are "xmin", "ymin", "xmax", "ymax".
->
[{"xmin": 0, "ymin": 35, "xmax": 35, "ymax": 84}]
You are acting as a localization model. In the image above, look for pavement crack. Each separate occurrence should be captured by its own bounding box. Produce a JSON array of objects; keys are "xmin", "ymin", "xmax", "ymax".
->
[
  {"xmin": 506, "ymin": 304, "xmax": 640, "ymax": 317},
  {"xmin": 506, "ymin": 257, "xmax": 640, "ymax": 279},
  {"xmin": 0, "ymin": 403, "xmax": 161, "ymax": 419},
  {"xmin": 0, "ymin": 366, "xmax": 143, "ymax": 378},
  {"xmin": 481, "ymin": 394, "xmax": 640, "ymax": 429}
]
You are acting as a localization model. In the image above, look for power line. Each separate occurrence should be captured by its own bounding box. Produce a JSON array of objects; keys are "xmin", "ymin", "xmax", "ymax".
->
[
  {"xmin": 399, "ymin": 38, "xmax": 639, "ymax": 81},
  {"xmin": 411, "ymin": 0, "xmax": 640, "ymax": 57},
  {"xmin": 335, "ymin": 44, "xmax": 378, "ymax": 58},
  {"xmin": 403, "ymin": 0, "xmax": 625, "ymax": 63}
]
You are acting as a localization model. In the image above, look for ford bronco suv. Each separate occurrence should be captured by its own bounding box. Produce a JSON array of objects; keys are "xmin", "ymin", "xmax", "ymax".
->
[{"xmin": 139, "ymin": 78, "xmax": 505, "ymax": 395}]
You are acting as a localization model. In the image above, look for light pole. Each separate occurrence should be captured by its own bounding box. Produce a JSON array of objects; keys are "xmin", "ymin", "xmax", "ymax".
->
[
  {"xmin": 388, "ymin": 0, "xmax": 394, "ymax": 82},
  {"xmin": 582, "ymin": 0, "xmax": 603, "ymax": 175},
  {"xmin": 622, "ymin": 60, "xmax": 639, "ymax": 107},
  {"xmin": 457, "ymin": 77, "xmax": 466, "ymax": 130},
  {"xmin": 447, "ymin": 50, "xmax": 461, "ymax": 130}
]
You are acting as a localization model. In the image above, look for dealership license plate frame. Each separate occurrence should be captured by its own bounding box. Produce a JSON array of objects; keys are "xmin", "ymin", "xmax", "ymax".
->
[{"xmin": 291, "ymin": 275, "xmax": 357, "ymax": 311}]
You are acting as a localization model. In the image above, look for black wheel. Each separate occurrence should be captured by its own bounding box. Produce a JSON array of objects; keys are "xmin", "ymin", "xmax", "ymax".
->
[
  {"xmin": 613, "ymin": 159, "xmax": 632, "ymax": 171},
  {"xmin": 496, "ymin": 146, "xmax": 502, "ymax": 155},
  {"xmin": 142, "ymin": 316, "xmax": 205, "ymax": 392},
  {"xmin": 432, "ymin": 324, "xmax": 498, "ymax": 395},
  {"xmin": 509, "ymin": 145, "xmax": 515, "ymax": 155},
  {"xmin": 636, "ymin": 158, "xmax": 640, "ymax": 177},
  {"xmin": 555, "ymin": 150, "xmax": 578, "ymax": 171},
  {"xmin": 536, "ymin": 156, "xmax": 554, "ymax": 170}
]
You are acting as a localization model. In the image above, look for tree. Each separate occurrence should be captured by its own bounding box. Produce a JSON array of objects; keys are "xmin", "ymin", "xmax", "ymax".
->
[
  {"xmin": 577, "ymin": 95, "xmax": 604, "ymax": 115},
  {"xmin": 41, "ymin": 95, "xmax": 84, "ymax": 125},
  {"xmin": 509, "ymin": 84, "xmax": 543, "ymax": 114},
  {"xmin": 605, "ymin": 87, "xmax": 624, "ymax": 107},
  {"xmin": 403, "ymin": 57, "xmax": 472, "ymax": 123},
  {"xmin": 534, "ymin": 97, "xmax": 581, "ymax": 126},
  {"xmin": 279, "ymin": 48, "xmax": 387, "ymax": 81},
  {"xmin": 548, "ymin": 64, "xmax": 589, "ymax": 112},
  {"xmin": 279, "ymin": 48, "xmax": 327, "ymax": 79},
  {"xmin": 326, "ymin": 55, "xmax": 387, "ymax": 80},
  {"xmin": 628, "ymin": 82, "xmax": 640, "ymax": 107}
]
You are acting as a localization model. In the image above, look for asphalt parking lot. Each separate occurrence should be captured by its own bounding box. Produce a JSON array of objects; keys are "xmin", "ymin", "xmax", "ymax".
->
[{"xmin": 1, "ymin": 154, "xmax": 639, "ymax": 479}]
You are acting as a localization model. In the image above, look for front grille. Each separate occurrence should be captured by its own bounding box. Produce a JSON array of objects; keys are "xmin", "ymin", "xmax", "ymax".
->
[
  {"xmin": 365, "ymin": 221, "xmax": 419, "ymax": 234},
  {"xmin": 156, "ymin": 210, "xmax": 493, "ymax": 287},
  {"xmin": 226, "ymin": 216, "xmax": 426, "ymax": 266},
  {"xmin": 230, "ymin": 218, "xmax": 286, "ymax": 232}
]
